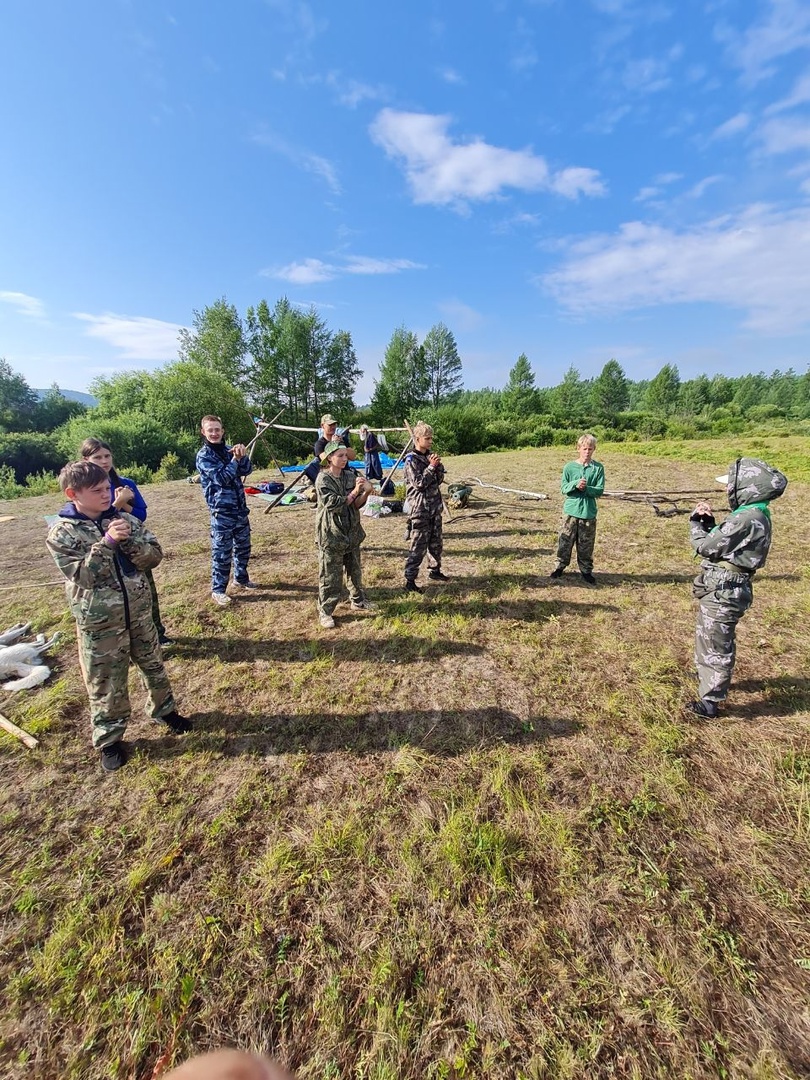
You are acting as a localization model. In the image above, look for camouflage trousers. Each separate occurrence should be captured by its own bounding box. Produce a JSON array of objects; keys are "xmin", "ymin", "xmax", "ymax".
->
[
  {"xmin": 404, "ymin": 513, "xmax": 443, "ymax": 581},
  {"xmin": 693, "ymin": 566, "xmax": 753, "ymax": 704},
  {"xmin": 318, "ymin": 543, "xmax": 364, "ymax": 616},
  {"xmin": 145, "ymin": 567, "xmax": 165, "ymax": 636},
  {"xmin": 211, "ymin": 512, "xmax": 251, "ymax": 592},
  {"xmin": 77, "ymin": 610, "xmax": 176, "ymax": 749},
  {"xmin": 555, "ymin": 515, "xmax": 597, "ymax": 574}
]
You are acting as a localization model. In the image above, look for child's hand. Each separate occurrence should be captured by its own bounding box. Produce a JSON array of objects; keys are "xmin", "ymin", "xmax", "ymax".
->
[
  {"xmin": 429, "ymin": 453, "xmax": 441, "ymax": 467},
  {"xmin": 694, "ymin": 501, "xmax": 712, "ymax": 516},
  {"xmin": 113, "ymin": 486, "xmax": 134, "ymax": 509},
  {"xmin": 232, "ymin": 444, "xmax": 247, "ymax": 459},
  {"xmin": 576, "ymin": 477, "xmax": 587, "ymax": 491},
  {"xmin": 107, "ymin": 518, "xmax": 131, "ymax": 542}
]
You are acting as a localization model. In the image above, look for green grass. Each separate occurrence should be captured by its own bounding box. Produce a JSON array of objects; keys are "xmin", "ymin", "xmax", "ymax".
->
[{"xmin": 1, "ymin": 445, "xmax": 809, "ymax": 1078}]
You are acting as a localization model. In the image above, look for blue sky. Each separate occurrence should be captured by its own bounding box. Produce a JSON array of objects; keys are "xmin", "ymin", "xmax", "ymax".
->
[{"xmin": 2, "ymin": 0, "xmax": 810, "ymax": 403}]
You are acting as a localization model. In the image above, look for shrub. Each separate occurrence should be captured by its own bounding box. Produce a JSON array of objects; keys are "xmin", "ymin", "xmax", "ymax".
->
[
  {"xmin": 552, "ymin": 428, "xmax": 580, "ymax": 446},
  {"xmin": 23, "ymin": 471, "xmax": 61, "ymax": 496},
  {"xmin": 0, "ymin": 432, "xmax": 64, "ymax": 482},
  {"xmin": 124, "ymin": 464, "xmax": 154, "ymax": 485},
  {"xmin": 516, "ymin": 426, "xmax": 554, "ymax": 447},
  {"xmin": 746, "ymin": 403, "xmax": 785, "ymax": 422},
  {"xmin": 154, "ymin": 452, "xmax": 188, "ymax": 482},
  {"xmin": 54, "ymin": 411, "xmax": 177, "ymax": 472},
  {"xmin": 0, "ymin": 464, "xmax": 22, "ymax": 499}
]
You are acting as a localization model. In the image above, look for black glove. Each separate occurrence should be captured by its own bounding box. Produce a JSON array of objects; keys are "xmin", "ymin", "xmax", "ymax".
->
[{"xmin": 690, "ymin": 512, "xmax": 716, "ymax": 530}]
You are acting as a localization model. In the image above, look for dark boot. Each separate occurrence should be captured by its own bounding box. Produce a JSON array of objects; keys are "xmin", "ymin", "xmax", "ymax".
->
[
  {"xmin": 549, "ymin": 568, "xmax": 563, "ymax": 579},
  {"xmin": 580, "ymin": 572, "xmax": 597, "ymax": 585},
  {"xmin": 687, "ymin": 699, "xmax": 719, "ymax": 719},
  {"xmin": 404, "ymin": 580, "xmax": 423, "ymax": 594},
  {"xmin": 428, "ymin": 569, "xmax": 449, "ymax": 581},
  {"xmin": 100, "ymin": 741, "xmax": 128, "ymax": 772},
  {"xmin": 157, "ymin": 711, "xmax": 194, "ymax": 734}
]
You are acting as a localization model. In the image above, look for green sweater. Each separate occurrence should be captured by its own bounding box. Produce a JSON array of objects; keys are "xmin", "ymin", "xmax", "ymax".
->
[{"xmin": 560, "ymin": 459, "xmax": 605, "ymax": 519}]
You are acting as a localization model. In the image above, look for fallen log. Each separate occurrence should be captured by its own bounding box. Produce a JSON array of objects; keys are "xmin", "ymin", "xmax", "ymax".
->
[{"xmin": 0, "ymin": 712, "xmax": 38, "ymax": 749}]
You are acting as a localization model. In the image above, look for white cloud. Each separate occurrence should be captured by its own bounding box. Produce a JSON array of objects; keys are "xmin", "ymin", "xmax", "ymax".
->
[
  {"xmin": 438, "ymin": 67, "xmax": 465, "ymax": 85},
  {"xmin": 685, "ymin": 174, "xmax": 723, "ymax": 198},
  {"xmin": 635, "ymin": 185, "xmax": 662, "ymax": 202},
  {"xmin": 251, "ymin": 130, "xmax": 341, "ymax": 193},
  {"xmin": 0, "ymin": 291, "xmax": 46, "ymax": 318},
  {"xmin": 717, "ymin": 0, "xmax": 810, "ymax": 84},
  {"xmin": 369, "ymin": 109, "xmax": 606, "ymax": 207},
  {"xmin": 437, "ymin": 299, "xmax": 484, "ymax": 332},
  {"xmin": 73, "ymin": 313, "xmax": 186, "ymax": 359},
  {"xmin": 542, "ymin": 203, "xmax": 810, "ymax": 332},
  {"xmin": 765, "ymin": 71, "xmax": 810, "ymax": 114},
  {"xmin": 711, "ymin": 112, "xmax": 750, "ymax": 139},
  {"xmin": 757, "ymin": 116, "xmax": 810, "ymax": 155},
  {"xmin": 325, "ymin": 73, "xmax": 387, "ymax": 108},
  {"xmin": 265, "ymin": 255, "xmax": 426, "ymax": 285}
]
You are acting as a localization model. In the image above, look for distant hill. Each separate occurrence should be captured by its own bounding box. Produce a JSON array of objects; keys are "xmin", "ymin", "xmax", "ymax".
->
[{"xmin": 34, "ymin": 388, "xmax": 97, "ymax": 407}]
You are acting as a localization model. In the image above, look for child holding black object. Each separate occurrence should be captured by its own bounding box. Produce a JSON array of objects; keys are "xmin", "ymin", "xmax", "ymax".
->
[
  {"xmin": 315, "ymin": 442, "xmax": 373, "ymax": 629},
  {"xmin": 46, "ymin": 461, "xmax": 192, "ymax": 772},
  {"xmin": 403, "ymin": 421, "xmax": 447, "ymax": 593},
  {"xmin": 81, "ymin": 437, "xmax": 171, "ymax": 645},
  {"xmin": 688, "ymin": 457, "xmax": 787, "ymax": 718}
]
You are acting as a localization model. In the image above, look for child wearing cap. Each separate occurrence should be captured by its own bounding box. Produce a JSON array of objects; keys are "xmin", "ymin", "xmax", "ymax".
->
[
  {"xmin": 688, "ymin": 456, "xmax": 788, "ymax": 718},
  {"xmin": 315, "ymin": 441, "xmax": 374, "ymax": 629}
]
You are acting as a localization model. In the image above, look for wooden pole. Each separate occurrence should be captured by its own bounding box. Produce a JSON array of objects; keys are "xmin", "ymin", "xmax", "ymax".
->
[{"xmin": 0, "ymin": 712, "xmax": 38, "ymax": 749}]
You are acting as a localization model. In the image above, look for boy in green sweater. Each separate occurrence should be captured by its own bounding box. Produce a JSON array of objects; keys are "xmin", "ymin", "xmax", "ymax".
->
[{"xmin": 549, "ymin": 433, "xmax": 605, "ymax": 584}]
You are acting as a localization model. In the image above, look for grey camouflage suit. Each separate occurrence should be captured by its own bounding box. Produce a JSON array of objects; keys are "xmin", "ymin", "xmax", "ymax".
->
[
  {"xmin": 315, "ymin": 467, "xmax": 366, "ymax": 617},
  {"xmin": 404, "ymin": 449, "xmax": 446, "ymax": 581},
  {"xmin": 690, "ymin": 457, "xmax": 788, "ymax": 705},
  {"xmin": 47, "ymin": 507, "xmax": 177, "ymax": 748}
]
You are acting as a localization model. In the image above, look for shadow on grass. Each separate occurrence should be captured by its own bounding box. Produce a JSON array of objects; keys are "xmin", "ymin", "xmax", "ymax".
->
[
  {"xmin": 445, "ymin": 546, "xmax": 554, "ymax": 559},
  {"xmin": 730, "ymin": 676, "xmax": 810, "ymax": 717},
  {"xmin": 133, "ymin": 706, "xmax": 581, "ymax": 758},
  {"xmin": 169, "ymin": 634, "xmax": 487, "ymax": 662}
]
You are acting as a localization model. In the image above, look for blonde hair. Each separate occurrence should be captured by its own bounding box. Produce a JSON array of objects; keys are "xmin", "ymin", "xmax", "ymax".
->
[
  {"xmin": 412, "ymin": 421, "xmax": 433, "ymax": 439},
  {"xmin": 577, "ymin": 433, "xmax": 597, "ymax": 448}
]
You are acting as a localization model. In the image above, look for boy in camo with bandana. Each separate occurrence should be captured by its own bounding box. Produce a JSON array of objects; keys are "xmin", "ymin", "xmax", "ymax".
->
[
  {"xmin": 688, "ymin": 456, "xmax": 788, "ymax": 718},
  {"xmin": 47, "ymin": 461, "xmax": 192, "ymax": 771}
]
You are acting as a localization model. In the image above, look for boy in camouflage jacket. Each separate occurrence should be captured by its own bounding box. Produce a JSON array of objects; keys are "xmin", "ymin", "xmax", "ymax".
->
[
  {"xmin": 688, "ymin": 456, "xmax": 788, "ymax": 718},
  {"xmin": 46, "ymin": 461, "xmax": 191, "ymax": 771},
  {"xmin": 404, "ymin": 422, "xmax": 447, "ymax": 593}
]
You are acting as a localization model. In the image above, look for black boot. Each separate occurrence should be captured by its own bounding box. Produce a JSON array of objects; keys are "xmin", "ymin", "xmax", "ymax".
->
[
  {"xmin": 687, "ymin": 699, "xmax": 718, "ymax": 719},
  {"xmin": 549, "ymin": 567, "xmax": 563, "ymax": 579},
  {"xmin": 158, "ymin": 711, "xmax": 194, "ymax": 734},
  {"xmin": 580, "ymin": 571, "xmax": 597, "ymax": 585},
  {"xmin": 404, "ymin": 580, "xmax": 423, "ymax": 594},
  {"xmin": 428, "ymin": 569, "xmax": 449, "ymax": 581},
  {"xmin": 100, "ymin": 741, "xmax": 128, "ymax": 772}
]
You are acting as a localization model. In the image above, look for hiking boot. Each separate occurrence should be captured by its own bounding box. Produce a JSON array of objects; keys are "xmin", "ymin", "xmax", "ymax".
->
[
  {"xmin": 350, "ymin": 599, "xmax": 375, "ymax": 611},
  {"xmin": 549, "ymin": 568, "xmax": 564, "ymax": 579},
  {"xmin": 687, "ymin": 699, "xmax": 719, "ymax": 719},
  {"xmin": 100, "ymin": 741, "xmax": 128, "ymax": 772},
  {"xmin": 404, "ymin": 580, "xmax": 423, "ymax": 594},
  {"xmin": 212, "ymin": 591, "xmax": 232, "ymax": 606},
  {"xmin": 234, "ymin": 580, "xmax": 259, "ymax": 591},
  {"xmin": 158, "ymin": 711, "xmax": 193, "ymax": 734},
  {"xmin": 428, "ymin": 570, "xmax": 449, "ymax": 581},
  {"xmin": 580, "ymin": 572, "xmax": 597, "ymax": 585},
  {"xmin": 158, "ymin": 633, "xmax": 174, "ymax": 647},
  {"xmin": 319, "ymin": 613, "xmax": 336, "ymax": 628}
]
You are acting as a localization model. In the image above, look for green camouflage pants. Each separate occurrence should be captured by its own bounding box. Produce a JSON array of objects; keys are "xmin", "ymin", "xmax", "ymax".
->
[
  {"xmin": 78, "ymin": 611, "xmax": 176, "ymax": 749},
  {"xmin": 694, "ymin": 567, "xmax": 753, "ymax": 704},
  {"xmin": 318, "ymin": 543, "xmax": 364, "ymax": 617},
  {"xmin": 555, "ymin": 515, "xmax": 597, "ymax": 574},
  {"xmin": 404, "ymin": 513, "xmax": 443, "ymax": 581}
]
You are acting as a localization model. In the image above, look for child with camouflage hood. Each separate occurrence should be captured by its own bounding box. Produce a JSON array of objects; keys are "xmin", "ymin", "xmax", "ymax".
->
[
  {"xmin": 315, "ymin": 442, "xmax": 374, "ymax": 629},
  {"xmin": 688, "ymin": 456, "xmax": 788, "ymax": 718}
]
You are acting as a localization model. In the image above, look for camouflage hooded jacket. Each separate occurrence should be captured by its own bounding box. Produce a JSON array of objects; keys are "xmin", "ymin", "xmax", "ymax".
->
[
  {"xmin": 690, "ymin": 457, "xmax": 788, "ymax": 574},
  {"xmin": 315, "ymin": 467, "xmax": 366, "ymax": 552},
  {"xmin": 404, "ymin": 449, "xmax": 446, "ymax": 519},
  {"xmin": 46, "ymin": 505, "xmax": 163, "ymax": 632},
  {"xmin": 196, "ymin": 440, "xmax": 252, "ymax": 517}
]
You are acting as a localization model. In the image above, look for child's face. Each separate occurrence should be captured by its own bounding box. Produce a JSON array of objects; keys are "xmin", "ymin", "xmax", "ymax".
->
[
  {"xmin": 68, "ymin": 479, "xmax": 113, "ymax": 518},
  {"xmin": 87, "ymin": 448, "xmax": 113, "ymax": 473},
  {"xmin": 578, "ymin": 442, "xmax": 595, "ymax": 464},
  {"xmin": 327, "ymin": 448, "xmax": 349, "ymax": 469},
  {"xmin": 202, "ymin": 420, "xmax": 224, "ymax": 443},
  {"xmin": 415, "ymin": 433, "xmax": 433, "ymax": 453}
]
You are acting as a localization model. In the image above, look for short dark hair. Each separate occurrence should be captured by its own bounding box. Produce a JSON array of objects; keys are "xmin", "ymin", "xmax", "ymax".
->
[{"xmin": 59, "ymin": 460, "xmax": 108, "ymax": 495}]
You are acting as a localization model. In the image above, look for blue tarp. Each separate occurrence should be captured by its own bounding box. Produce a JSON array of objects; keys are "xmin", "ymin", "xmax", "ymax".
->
[{"xmin": 280, "ymin": 452, "xmax": 405, "ymax": 474}]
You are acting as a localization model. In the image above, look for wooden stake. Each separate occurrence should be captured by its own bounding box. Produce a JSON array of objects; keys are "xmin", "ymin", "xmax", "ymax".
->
[{"xmin": 0, "ymin": 712, "xmax": 38, "ymax": 749}]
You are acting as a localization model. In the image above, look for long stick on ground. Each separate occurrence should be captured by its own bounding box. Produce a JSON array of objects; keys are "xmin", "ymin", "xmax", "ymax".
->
[
  {"xmin": 462, "ymin": 476, "xmax": 548, "ymax": 501},
  {"xmin": 0, "ymin": 712, "xmax": 38, "ymax": 749}
]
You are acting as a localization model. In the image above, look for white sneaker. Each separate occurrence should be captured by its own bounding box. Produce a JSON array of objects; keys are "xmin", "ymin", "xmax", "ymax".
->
[
  {"xmin": 234, "ymin": 580, "xmax": 259, "ymax": 590},
  {"xmin": 212, "ymin": 591, "xmax": 232, "ymax": 606},
  {"xmin": 319, "ymin": 613, "xmax": 335, "ymax": 629},
  {"xmin": 350, "ymin": 599, "xmax": 375, "ymax": 611}
]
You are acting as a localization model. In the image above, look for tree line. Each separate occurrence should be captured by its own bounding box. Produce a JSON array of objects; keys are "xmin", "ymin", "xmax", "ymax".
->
[{"xmin": 1, "ymin": 295, "xmax": 809, "ymax": 496}]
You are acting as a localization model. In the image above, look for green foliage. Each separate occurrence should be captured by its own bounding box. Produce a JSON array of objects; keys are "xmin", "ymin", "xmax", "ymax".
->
[
  {"xmin": 90, "ymin": 370, "xmax": 152, "ymax": 416},
  {"xmin": 144, "ymin": 362, "xmax": 251, "ymax": 441},
  {"xmin": 644, "ymin": 364, "xmax": 681, "ymax": 415},
  {"xmin": 591, "ymin": 359, "xmax": 629, "ymax": 421},
  {"xmin": 124, "ymin": 463, "xmax": 154, "ymax": 485},
  {"xmin": 53, "ymin": 411, "xmax": 176, "ymax": 472},
  {"xmin": 23, "ymin": 471, "xmax": 61, "ymax": 495},
  {"xmin": 371, "ymin": 326, "xmax": 429, "ymax": 423},
  {"xmin": 32, "ymin": 386, "xmax": 88, "ymax": 432},
  {"xmin": 502, "ymin": 353, "xmax": 539, "ymax": 417},
  {"xmin": 0, "ymin": 432, "xmax": 65, "ymax": 481},
  {"xmin": 153, "ymin": 452, "xmax": 188, "ymax": 482},
  {"xmin": 745, "ymin": 403, "xmax": 785, "ymax": 423},
  {"xmin": 423, "ymin": 323, "xmax": 463, "ymax": 408},
  {"xmin": 177, "ymin": 297, "xmax": 247, "ymax": 388}
]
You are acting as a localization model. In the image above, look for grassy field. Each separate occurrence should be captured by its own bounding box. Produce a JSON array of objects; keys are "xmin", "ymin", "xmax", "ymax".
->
[{"xmin": 1, "ymin": 439, "xmax": 809, "ymax": 1080}]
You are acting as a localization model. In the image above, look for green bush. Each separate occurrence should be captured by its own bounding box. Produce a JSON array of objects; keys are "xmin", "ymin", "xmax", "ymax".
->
[
  {"xmin": 23, "ymin": 471, "xmax": 61, "ymax": 496},
  {"xmin": 0, "ymin": 464, "xmax": 22, "ymax": 498},
  {"xmin": 54, "ymin": 411, "xmax": 177, "ymax": 472},
  {"xmin": 746, "ymin": 403, "xmax": 785, "ymax": 422},
  {"xmin": 123, "ymin": 464, "xmax": 154, "ymax": 486},
  {"xmin": 516, "ymin": 425, "xmax": 554, "ymax": 447},
  {"xmin": 552, "ymin": 428, "xmax": 580, "ymax": 446},
  {"xmin": 154, "ymin": 452, "xmax": 188, "ymax": 482},
  {"xmin": 0, "ymin": 432, "xmax": 64, "ymax": 482}
]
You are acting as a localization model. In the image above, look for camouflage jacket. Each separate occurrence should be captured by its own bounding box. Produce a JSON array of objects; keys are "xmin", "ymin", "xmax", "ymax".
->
[
  {"xmin": 196, "ymin": 440, "xmax": 252, "ymax": 517},
  {"xmin": 690, "ymin": 457, "xmax": 788, "ymax": 574},
  {"xmin": 46, "ymin": 504, "xmax": 162, "ymax": 632},
  {"xmin": 405, "ymin": 449, "xmax": 445, "ymax": 518},
  {"xmin": 315, "ymin": 468, "xmax": 366, "ymax": 551}
]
